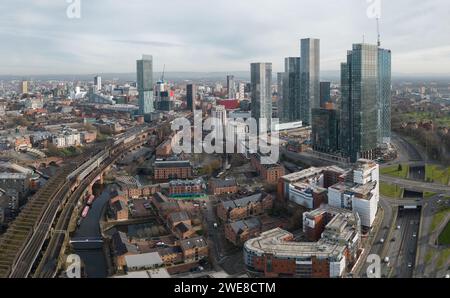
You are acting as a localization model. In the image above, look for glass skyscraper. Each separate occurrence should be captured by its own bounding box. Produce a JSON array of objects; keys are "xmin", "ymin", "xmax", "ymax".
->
[
  {"xmin": 186, "ymin": 83, "xmax": 196, "ymax": 111},
  {"xmin": 320, "ymin": 81, "xmax": 331, "ymax": 107},
  {"xmin": 312, "ymin": 108, "xmax": 340, "ymax": 153},
  {"xmin": 250, "ymin": 63, "xmax": 272, "ymax": 133},
  {"xmin": 378, "ymin": 48, "xmax": 392, "ymax": 144},
  {"xmin": 340, "ymin": 44, "xmax": 379, "ymax": 162},
  {"xmin": 136, "ymin": 55, "xmax": 154, "ymax": 115},
  {"xmin": 227, "ymin": 75, "xmax": 236, "ymax": 99},
  {"xmin": 300, "ymin": 38, "xmax": 320, "ymax": 125},
  {"xmin": 277, "ymin": 72, "xmax": 285, "ymax": 122},
  {"xmin": 283, "ymin": 57, "xmax": 301, "ymax": 123}
]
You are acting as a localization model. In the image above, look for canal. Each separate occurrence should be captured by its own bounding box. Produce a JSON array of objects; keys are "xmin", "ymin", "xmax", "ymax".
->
[{"xmin": 72, "ymin": 184, "xmax": 112, "ymax": 278}]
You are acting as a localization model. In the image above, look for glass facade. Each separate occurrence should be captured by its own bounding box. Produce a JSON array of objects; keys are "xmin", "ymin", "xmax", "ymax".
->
[
  {"xmin": 340, "ymin": 44, "xmax": 379, "ymax": 162},
  {"xmin": 300, "ymin": 38, "xmax": 320, "ymax": 125},
  {"xmin": 283, "ymin": 57, "xmax": 301, "ymax": 122},
  {"xmin": 227, "ymin": 75, "xmax": 236, "ymax": 99},
  {"xmin": 312, "ymin": 108, "xmax": 340, "ymax": 153},
  {"xmin": 186, "ymin": 84, "xmax": 196, "ymax": 111},
  {"xmin": 378, "ymin": 48, "xmax": 392, "ymax": 144},
  {"xmin": 251, "ymin": 63, "xmax": 272, "ymax": 133},
  {"xmin": 137, "ymin": 55, "xmax": 154, "ymax": 115},
  {"xmin": 277, "ymin": 72, "xmax": 286, "ymax": 122},
  {"xmin": 320, "ymin": 81, "xmax": 331, "ymax": 107}
]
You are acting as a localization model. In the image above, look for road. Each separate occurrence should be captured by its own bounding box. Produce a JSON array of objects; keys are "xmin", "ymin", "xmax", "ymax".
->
[
  {"xmin": 385, "ymin": 208, "xmax": 421, "ymax": 278},
  {"xmin": 379, "ymin": 175, "xmax": 450, "ymax": 196}
]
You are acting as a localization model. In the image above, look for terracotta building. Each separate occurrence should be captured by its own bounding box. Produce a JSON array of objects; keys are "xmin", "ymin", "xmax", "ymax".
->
[
  {"xmin": 154, "ymin": 160, "xmax": 192, "ymax": 181},
  {"xmin": 209, "ymin": 178, "xmax": 238, "ymax": 195},
  {"xmin": 216, "ymin": 193, "xmax": 274, "ymax": 222}
]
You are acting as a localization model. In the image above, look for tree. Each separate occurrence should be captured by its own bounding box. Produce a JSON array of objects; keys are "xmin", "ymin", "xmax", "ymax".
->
[{"xmin": 398, "ymin": 164, "xmax": 402, "ymax": 172}]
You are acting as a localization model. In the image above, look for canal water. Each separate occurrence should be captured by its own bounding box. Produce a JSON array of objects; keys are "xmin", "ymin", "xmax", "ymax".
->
[{"xmin": 72, "ymin": 184, "xmax": 112, "ymax": 278}]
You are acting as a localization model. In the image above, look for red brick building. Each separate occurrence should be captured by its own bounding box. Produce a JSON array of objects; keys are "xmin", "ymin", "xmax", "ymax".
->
[
  {"xmin": 216, "ymin": 193, "xmax": 274, "ymax": 222},
  {"xmin": 154, "ymin": 160, "xmax": 192, "ymax": 181},
  {"xmin": 249, "ymin": 154, "xmax": 285, "ymax": 184},
  {"xmin": 209, "ymin": 178, "xmax": 238, "ymax": 195}
]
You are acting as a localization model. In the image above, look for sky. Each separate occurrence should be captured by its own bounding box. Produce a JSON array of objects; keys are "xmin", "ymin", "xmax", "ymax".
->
[{"xmin": 0, "ymin": 0, "xmax": 449, "ymax": 76}]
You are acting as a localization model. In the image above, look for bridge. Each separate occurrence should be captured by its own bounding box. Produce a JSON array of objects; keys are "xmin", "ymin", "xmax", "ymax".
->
[
  {"xmin": 69, "ymin": 237, "xmax": 103, "ymax": 244},
  {"xmin": 0, "ymin": 120, "xmax": 173, "ymax": 278}
]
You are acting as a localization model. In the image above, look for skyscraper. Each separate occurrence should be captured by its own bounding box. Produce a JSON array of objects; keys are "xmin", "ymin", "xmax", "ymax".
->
[
  {"xmin": 136, "ymin": 55, "xmax": 154, "ymax": 115},
  {"xmin": 340, "ymin": 44, "xmax": 379, "ymax": 162},
  {"xmin": 94, "ymin": 76, "xmax": 102, "ymax": 92},
  {"xmin": 300, "ymin": 38, "xmax": 320, "ymax": 125},
  {"xmin": 186, "ymin": 84, "xmax": 197, "ymax": 111},
  {"xmin": 311, "ymin": 107, "xmax": 340, "ymax": 153},
  {"xmin": 250, "ymin": 63, "xmax": 272, "ymax": 133},
  {"xmin": 20, "ymin": 80, "xmax": 28, "ymax": 94},
  {"xmin": 277, "ymin": 72, "xmax": 285, "ymax": 122},
  {"xmin": 283, "ymin": 57, "xmax": 301, "ymax": 122},
  {"xmin": 319, "ymin": 81, "xmax": 331, "ymax": 107},
  {"xmin": 227, "ymin": 75, "xmax": 236, "ymax": 100},
  {"xmin": 378, "ymin": 48, "xmax": 392, "ymax": 144}
]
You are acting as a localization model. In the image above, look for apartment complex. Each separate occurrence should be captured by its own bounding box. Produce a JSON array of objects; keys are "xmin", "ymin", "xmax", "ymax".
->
[{"xmin": 244, "ymin": 207, "xmax": 361, "ymax": 278}]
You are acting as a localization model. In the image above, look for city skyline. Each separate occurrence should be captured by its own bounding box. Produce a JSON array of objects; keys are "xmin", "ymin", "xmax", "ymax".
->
[{"xmin": 1, "ymin": 0, "xmax": 449, "ymax": 75}]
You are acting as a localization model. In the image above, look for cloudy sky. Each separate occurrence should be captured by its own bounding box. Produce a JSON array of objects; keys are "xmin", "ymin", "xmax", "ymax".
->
[{"xmin": 0, "ymin": 0, "xmax": 449, "ymax": 75}]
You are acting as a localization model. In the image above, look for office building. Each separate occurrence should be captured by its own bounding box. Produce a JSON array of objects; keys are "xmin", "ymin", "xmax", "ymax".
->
[
  {"xmin": 378, "ymin": 48, "xmax": 392, "ymax": 144},
  {"xmin": 300, "ymin": 38, "xmax": 320, "ymax": 125},
  {"xmin": 244, "ymin": 206, "xmax": 361, "ymax": 278},
  {"xmin": 320, "ymin": 81, "xmax": 331, "ymax": 107},
  {"xmin": 137, "ymin": 55, "xmax": 154, "ymax": 116},
  {"xmin": 20, "ymin": 80, "xmax": 28, "ymax": 94},
  {"xmin": 276, "ymin": 72, "xmax": 285, "ymax": 121},
  {"xmin": 340, "ymin": 44, "xmax": 379, "ymax": 162},
  {"xmin": 283, "ymin": 57, "xmax": 301, "ymax": 122},
  {"xmin": 311, "ymin": 107, "xmax": 340, "ymax": 153},
  {"xmin": 94, "ymin": 76, "xmax": 102, "ymax": 91},
  {"xmin": 250, "ymin": 63, "xmax": 272, "ymax": 133},
  {"xmin": 227, "ymin": 75, "xmax": 236, "ymax": 99},
  {"xmin": 186, "ymin": 84, "xmax": 196, "ymax": 111}
]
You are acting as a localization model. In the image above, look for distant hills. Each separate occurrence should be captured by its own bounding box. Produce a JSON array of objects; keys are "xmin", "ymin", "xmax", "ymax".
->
[{"xmin": 1, "ymin": 71, "xmax": 449, "ymax": 83}]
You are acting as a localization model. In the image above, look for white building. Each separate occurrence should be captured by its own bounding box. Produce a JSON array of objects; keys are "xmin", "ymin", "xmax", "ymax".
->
[{"xmin": 52, "ymin": 128, "xmax": 81, "ymax": 148}]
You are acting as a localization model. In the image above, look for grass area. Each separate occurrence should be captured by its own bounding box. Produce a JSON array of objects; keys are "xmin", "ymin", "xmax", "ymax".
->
[
  {"xmin": 437, "ymin": 248, "xmax": 450, "ymax": 269},
  {"xmin": 438, "ymin": 222, "xmax": 450, "ymax": 245},
  {"xmin": 380, "ymin": 164, "xmax": 409, "ymax": 178},
  {"xmin": 424, "ymin": 192, "xmax": 437, "ymax": 199},
  {"xmin": 431, "ymin": 207, "xmax": 450, "ymax": 232},
  {"xmin": 402, "ymin": 111, "xmax": 450, "ymax": 127},
  {"xmin": 380, "ymin": 182, "xmax": 404, "ymax": 198},
  {"xmin": 424, "ymin": 250, "xmax": 434, "ymax": 264},
  {"xmin": 425, "ymin": 164, "xmax": 450, "ymax": 185}
]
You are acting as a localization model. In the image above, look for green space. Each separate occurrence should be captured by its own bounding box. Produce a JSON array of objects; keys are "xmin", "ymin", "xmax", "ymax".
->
[
  {"xmin": 438, "ymin": 222, "xmax": 450, "ymax": 245},
  {"xmin": 424, "ymin": 192, "xmax": 437, "ymax": 199},
  {"xmin": 437, "ymin": 248, "xmax": 450, "ymax": 269},
  {"xmin": 380, "ymin": 182, "xmax": 404, "ymax": 198},
  {"xmin": 425, "ymin": 164, "xmax": 450, "ymax": 185},
  {"xmin": 431, "ymin": 207, "xmax": 450, "ymax": 232},
  {"xmin": 402, "ymin": 111, "xmax": 450, "ymax": 127},
  {"xmin": 424, "ymin": 250, "xmax": 434, "ymax": 264},
  {"xmin": 380, "ymin": 164, "xmax": 409, "ymax": 178}
]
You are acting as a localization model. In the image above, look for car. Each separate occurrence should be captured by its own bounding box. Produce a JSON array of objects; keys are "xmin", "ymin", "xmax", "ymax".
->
[
  {"xmin": 407, "ymin": 263, "xmax": 412, "ymax": 268},
  {"xmin": 396, "ymin": 225, "xmax": 401, "ymax": 230},
  {"xmin": 413, "ymin": 233, "xmax": 417, "ymax": 238},
  {"xmin": 379, "ymin": 238, "xmax": 385, "ymax": 244},
  {"xmin": 391, "ymin": 237, "xmax": 396, "ymax": 242}
]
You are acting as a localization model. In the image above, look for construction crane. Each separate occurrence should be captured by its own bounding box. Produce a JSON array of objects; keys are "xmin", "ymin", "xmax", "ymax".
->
[
  {"xmin": 160, "ymin": 64, "xmax": 166, "ymax": 83},
  {"xmin": 376, "ymin": 17, "xmax": 381, "ymax": 47}
]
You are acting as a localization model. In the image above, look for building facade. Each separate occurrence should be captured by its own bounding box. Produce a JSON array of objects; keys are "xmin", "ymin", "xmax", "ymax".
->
[
  {"xmin": 378, "ymin": 48, "xmax": 392, "ymax": 144},
  {"xmin": 251, "ymin": 63, "xmax": 272, "ymax": 133},
  {"xmin": 137, "ymin": 55, "xmax": 154, "ymax": 115},
  {"xmin": 283, "ymin": 57, "xmax": 301, "ymax": 122},
  {"xmin": 340, "ymin": 44, "xmax": 379, "ymax": 162},
  {"xmin": 300, "ymin": 38, "xmax": 320, "ymax": 125}
]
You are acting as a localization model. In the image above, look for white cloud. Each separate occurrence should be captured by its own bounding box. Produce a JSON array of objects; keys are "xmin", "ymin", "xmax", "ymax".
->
[{"xmin": 0, "ymin": 0, "xmax": 449, "ymax": 75}]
